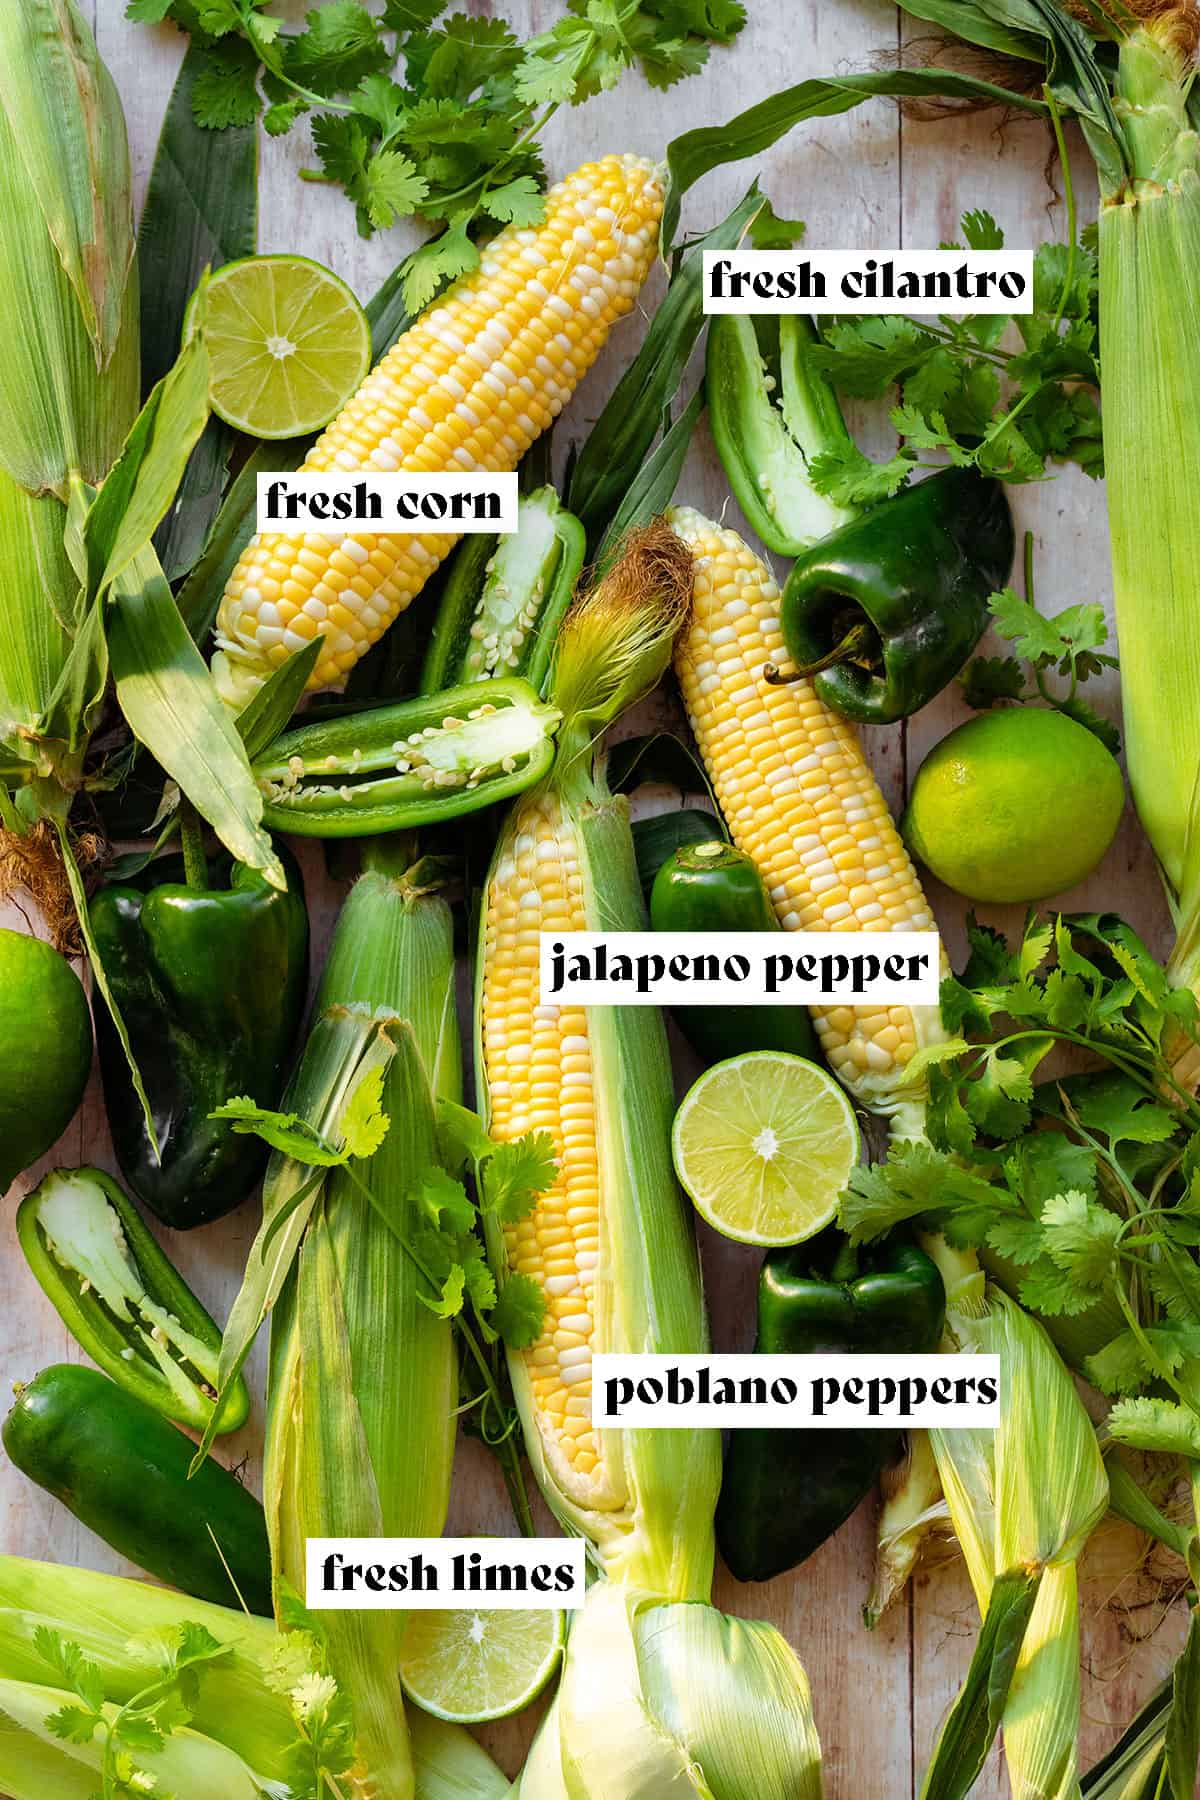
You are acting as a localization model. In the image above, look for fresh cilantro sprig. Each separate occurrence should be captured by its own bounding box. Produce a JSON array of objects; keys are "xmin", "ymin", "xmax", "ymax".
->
[
  {"xmin": 958, "ymin": 532, "xmax": 1120, "ymax": 752},
  {"xmin": 807, "ymin": 202, "xmax": 1101, "ymax": 503},
  {"xmin": 39, "ymin": 1620, "xmax": 230, "ymax": 1799},
  {"xmin": 128, "ymin": 0, "xmax": 746, "ymax": 307},
  {"xmin": 213, "ymin": 1085, "xmax": 557, "ymax": 1534},
  {"xmin": 263, "ymin": 1585, "xmax": 358, "ymax": 1799},
  {"xmin": 839, "ymin": 912, "xmax": 1200, "ymax": 1544}
]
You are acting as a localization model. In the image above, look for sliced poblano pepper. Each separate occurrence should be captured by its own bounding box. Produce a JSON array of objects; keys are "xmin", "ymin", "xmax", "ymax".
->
[
  {"xmin": 254, "ymin": 675, "xmax": 561, "ymax": 837},
  {"xmin": 419, "ymin": 486, "xmax": 587, "ymax": 697},
  {"xmin": 16, "ymin": 1166, "xmax": 249, "ymax": 1437}
]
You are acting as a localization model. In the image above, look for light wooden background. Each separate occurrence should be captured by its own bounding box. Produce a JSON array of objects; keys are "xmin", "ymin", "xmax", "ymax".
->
[{"xmin": 2, "ymin": 2, "xmax": 1189, "ymax": 1794}]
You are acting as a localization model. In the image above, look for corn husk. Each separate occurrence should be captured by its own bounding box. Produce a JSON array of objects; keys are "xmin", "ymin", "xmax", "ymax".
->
[
  {"xmin": 0, "ymin": 0, "xmax": 137, "ymax": 791},
  {"xmin": 921, "ymin": 1271, "xmax": 1108, "ymax": 1799},
  {"xmin": 0, "ymin": 1554, "xmax": 511, "ymax": 1799},
  {"xmin": 263, "ymin": 863, "xmax": 461, "ymax": 1800}
]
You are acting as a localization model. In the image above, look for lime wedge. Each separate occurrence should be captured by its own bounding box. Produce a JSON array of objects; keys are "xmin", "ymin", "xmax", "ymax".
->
[
  {"xmin": 398, "ymin": 1605, "xmax": 564, "ymax": 1724},
  {"xmin": 671, "ymin": 1051, "xmax": 858, "ymax": 1246},
  {"xmin": 197, "ymin": 255, "xmax": 371, "ymax": 439}
]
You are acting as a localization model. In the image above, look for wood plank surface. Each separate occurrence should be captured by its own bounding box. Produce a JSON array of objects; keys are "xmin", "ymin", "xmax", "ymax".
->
[{"xmin": 2, "ymin": 2, "xmax": 1188, "ymax": 1793}]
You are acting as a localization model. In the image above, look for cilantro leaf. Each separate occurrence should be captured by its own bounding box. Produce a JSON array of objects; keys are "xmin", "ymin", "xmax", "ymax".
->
[
  {"xmin": 45, "ymin": 1702, "xmax": 102, "ymax": 1746},
  {"xmin": 839, "ymin": 1140, "xmax": 998, "ymax": 1244},
  {"xmin": 480, "ymin": 176, "xmax": 545, "ymax": 228},
  {"xmin": 748, "ymin": 199, "xmax": 805, "ymax": 250},
  {"xmin": 984, "ymin": 1212, "xmax": 1046, "ymax": 1266},
  {"xmin": 363, "ymin": 149, "xmax": 430, "ymax": 229},
  {"xmin": 1017, "ymin": 1257, "xmax": 1100, "ymax": 1317},
  {"xmin": 960, "ymin": 208, "xmax": 1004, "ymax": 251},
  {"xmin": 402, "ymin": 216, "xmax": 479, "ymax": 313},
  {"xmin": 340, "ymin": 1064, "xmax": 391, "ymax": 1160},
  {"xmin": 1040, "ymin": 1189, "xmax": 1121, "ymax": 1288},
  {"xmin": 1107, "ymin": 1396, "xmax": 1200, "ymax": 1460},
  {"xmin": 192, "ymin": 43, "xmax": 261, "ymax": 129},
  {"xmin": 422, "ymin": 1262, "xmax": 467, "ymax": 1320},
  {"xmin": 491, "ymin": 1272, "xmax": 547, "ymax": 1348},
  {"xmin": 415, "ymin": 1165, "xmax": 476, "ymax": 1234},
  {"xmin": 960, "ymin": 655, "xmax": 1026, "ymax": 710},
  {"xmin": 285, "ymin": 0, "xmax": 392, "ymax": 97},
  {"xmin": 34, "ymin": 1630, "xmax": 107, "ymax": 1716},
  {"xmin": 988, "ymin": 587, "xmax": 1069, "ymax": 664},
  {"xmin": 209, "ymin": 1098, "xmax": 348, "ymax": 1165},
  {"xmin": 1067, "ymin": 1073, "xmax": 1179, "ymax": 1148},
  {"xmin": 125, "ymin": 0, "xmax": 175, "ymax": 20},
  {"xmin": 808, "ymin": 443, "xmax": 912, "ymax": 508},
  {"xmin": 481, "ymin": 1132, "xmax": 558, "ymax": 1224}
]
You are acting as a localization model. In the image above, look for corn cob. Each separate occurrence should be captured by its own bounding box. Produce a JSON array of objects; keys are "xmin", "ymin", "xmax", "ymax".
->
[
  {"xmin": 214, "ymin": 155, "xmax": 663, "ymax": 705},
  {"xmin": 478, "ymin": 526, "xmax": 823, "ymax": 1797},
  {"xmin": 669, "ymin": 505, "xmax": 946, "ymax": 1136}
]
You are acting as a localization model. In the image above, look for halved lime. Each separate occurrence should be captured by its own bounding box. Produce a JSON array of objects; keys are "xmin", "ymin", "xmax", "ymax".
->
[
  {"xmin": 671, "ymin": 1051, "xmax": 858, "ymax": 1246},
  {"xmin": 196, "ymin": 255, "xmax": 371, "ymax": 439},
  {"xmin": 398, "ymin": 1605, "xmax": 564, "ymax": 1724}
]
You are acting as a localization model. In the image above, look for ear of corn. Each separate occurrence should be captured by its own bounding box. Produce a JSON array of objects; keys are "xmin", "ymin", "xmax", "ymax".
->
[
  {"xmin": 0, "ymin": 0, "xmax": 138, "ymax": 791},
  {"xmin": 921, "ymin": 1272, "xmax": 1108, "ymax": 1800},
  {"xmin": 263, "ymin": 858, "xmax": 461, "ymax": 1800},
  {"xmin": 668, "ymin": 505, "xmax": 947, "ymax": 1138},
  {"xmin": 1096, "ymin": 25, "xmax": 1200, "ymax": 1066},
  {"xmin": 213, "ymin": 155, "xmax": 664, "ymax": 705},
  {"xmin": 0, "ymin": 1554, "xmax": 512, "ymax": 1800},
  {"xmin": 478, "ymin": 526, "xmax": 823, "ymax": 1796}
]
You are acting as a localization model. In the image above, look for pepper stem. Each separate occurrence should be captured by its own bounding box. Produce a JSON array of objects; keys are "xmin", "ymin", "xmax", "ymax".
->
[
  {"xmin": 764, "ymin": 620, "xmax": 876, "ymax": 686},
  {"xmin": 179, "ymin": 800, "xmax": 210, "ymax": 891}
]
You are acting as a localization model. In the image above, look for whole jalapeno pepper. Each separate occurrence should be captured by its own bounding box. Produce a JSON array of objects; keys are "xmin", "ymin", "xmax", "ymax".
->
[
  {"xmin": 90, "ymin": 844, "xmax": 309, "ymax": 1229},
  {"xmin": 649, "ymin": 840, "xmax": 819, "ymax": 1065},
  {"xmin": 716, "ymin": 1228, "xmax": 946, "ymax": 1582}
]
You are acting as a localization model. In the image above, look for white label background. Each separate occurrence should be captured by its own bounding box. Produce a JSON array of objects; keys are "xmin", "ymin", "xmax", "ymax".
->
[
  {"xmin": 539, "ymin": 930, "xmax": 940, "ymax": 1006},
  {"xmin": 702, "ymin": 249, "xmax": 1034, "ymax": 315},
  {"xmin": 305, "ymin": 1537, "xmax": 587, "ymax": 1610},
  {"xmin": 256, "ymin": 471, "xmax": 519, "ymax": 536},
  {"xmin": 593, "ymin": 1355, "xmax": 1001, "ymax": 1429}
]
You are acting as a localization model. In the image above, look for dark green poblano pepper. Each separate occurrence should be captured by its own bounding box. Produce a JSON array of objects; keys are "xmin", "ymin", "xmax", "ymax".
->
[
  {"xmin": 90, "ymin": 844, "xmax": 309, "ymax": 1229},
  {"xmin": 716, "ymin": 1228, "xmax": 946, "ymax": 1583}
]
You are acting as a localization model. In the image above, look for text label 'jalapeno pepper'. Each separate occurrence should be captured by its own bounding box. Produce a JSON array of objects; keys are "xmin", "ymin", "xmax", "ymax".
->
[
  {"xmin": 253, "ymin": 676, "xmax": 561, "ymax": 837},
  {"xmin": 777, "ymin": 466, "xmax": 1015, "ymax": 724},
  {"xmin": 420, "ymin": 486, "xmax": 586, "ymax": 697},
  {"xmin": 90, "ymin": 848, "xmax": 309, "ymax": 1230},
  {"xmin": 716, "ymin": 1229, "xmax": 945, "ymax": 1583},
  {"xmin": 17, "ymin": 1167, "xmax": 249, "ymax": 1437}
]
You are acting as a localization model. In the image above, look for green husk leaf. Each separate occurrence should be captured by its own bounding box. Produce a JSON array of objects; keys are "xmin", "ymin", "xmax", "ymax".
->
[
  {"xmin": 568, "ymin": 185, "xmax": 761, "ymax": 543},
  {"xmin": 106, "ymin": 541, "xmax": 284, "ymax": 886},
  {"xmin": 235, "ymin": 635, "xmax": 322, "ymax": 760},
  {"xmin": 594, "ymin": 388, "xmax": 705, "ymax": 573},
  {"xmin": 918, "ymin": 1566, "xmax": 1043, "ymax": 1800},
  {"xmin": 662, "ymin": 69, "xmax": 1045, "ymax": 249}
]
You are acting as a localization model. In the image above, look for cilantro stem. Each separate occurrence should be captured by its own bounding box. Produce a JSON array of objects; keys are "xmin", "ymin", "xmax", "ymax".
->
[
  {"xmin": 908, "ymin": 320, "xmax": 1013, "ymax": 368},
  {"xmin": 1043, "ymin": 85, "xmax": 1078, "ymax": 336}
]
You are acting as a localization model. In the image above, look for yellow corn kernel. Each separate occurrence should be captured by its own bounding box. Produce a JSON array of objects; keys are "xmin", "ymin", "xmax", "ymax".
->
[
  {"xmin": 669, "ymin": 505, "xmax": 944, "ymax": 1110},
  {"xmin": 214, "ymin": 155, "xmax": 664, "ymax": 705}
]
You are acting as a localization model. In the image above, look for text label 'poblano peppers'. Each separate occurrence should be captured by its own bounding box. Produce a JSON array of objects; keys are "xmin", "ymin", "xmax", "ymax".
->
[
  {"xmin": 716, "ymin": 1229, "xmax": 945, "ymax": 1583},
  {"xmin": 17, "ymin": 1167, "xmax": 249, "ymax": 1436},
  {"xmin": 253, "ymin": 677, "xmax": 561, "ymax": 837},
  {"xmin": 90, "ymin": 849, "xmax": 309, "ymax": 1230},
  {"xmin": 777, "ymin": 466, "xmax": 1015, "ymax": 724}
]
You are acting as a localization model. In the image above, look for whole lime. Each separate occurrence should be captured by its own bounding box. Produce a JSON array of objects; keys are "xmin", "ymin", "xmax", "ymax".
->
[
  {"xmin": 0, "ymin": 928, "xmax": 92, "ymax": 1194},
  {"xmin": 902, "ymin": 708, "xmax": 1124, "ymax": 904}
]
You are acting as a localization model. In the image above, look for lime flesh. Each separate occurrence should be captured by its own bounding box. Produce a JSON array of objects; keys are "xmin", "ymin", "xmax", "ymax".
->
[
  {"xmin": 199, "ymin": 255, "xmax": 371, "ymax": 439},
  {"xmin": 671, "ymin": 1050, "xmax": 858, "ymax": 1247},
  {"xmin": 398, "ymin": 1605, "xmax": 564, "ymax": 1724}
]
